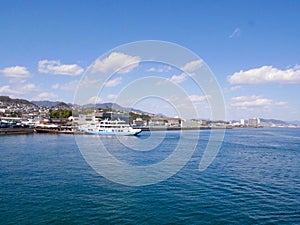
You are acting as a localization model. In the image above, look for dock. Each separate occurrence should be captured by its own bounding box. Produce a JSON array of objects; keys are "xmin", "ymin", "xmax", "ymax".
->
[{"xmin": 0, "ymin": 128, "xmax": 35, "ymax": 135}]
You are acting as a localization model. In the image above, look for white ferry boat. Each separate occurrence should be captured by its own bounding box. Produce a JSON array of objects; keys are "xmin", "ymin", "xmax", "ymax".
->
[{"xmin": 78, "ymin": 119, "xmax": 142, "ymax": 136}]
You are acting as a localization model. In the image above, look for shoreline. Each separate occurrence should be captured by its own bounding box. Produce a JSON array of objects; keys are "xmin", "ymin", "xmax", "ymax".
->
[
  {"xmin": 0, "ymin": 128, "xmax": 35, "ymax": 135},
  {"xmin": 1, "ymin": 126, "xmax": 297, "ymax": 135}
]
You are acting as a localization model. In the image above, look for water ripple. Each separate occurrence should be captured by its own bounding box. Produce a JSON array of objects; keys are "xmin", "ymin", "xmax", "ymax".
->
[{"xmin": 0, "ymin": 129, "xmax": 299, "ymax": 224}]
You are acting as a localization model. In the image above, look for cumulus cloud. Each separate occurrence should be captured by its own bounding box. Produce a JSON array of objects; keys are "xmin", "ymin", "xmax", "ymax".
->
[
  {"xmin": 34, "ymin": 92, "xmax": 58, "ymax": 101},
  {"xmin": 231, "ymin": 95, "xmax": 287, "ymax": 107},
  {"xmin": 104, "ymin": 77, "xmax": 122, "ymax": 87},
  {"xmin": 91, "ymin": 52, "xmax": 141, "ymax": 74},
  {"xmin": 0, "ymin": 85, "xmax": 22, "ymax": 95},
  {"xmin": 169, "ymin": 73, "xmax": 188, "ymax": 84},
  {"xmin": 0, "ymin": 83, "xmax": 37, "ymax": 96},
  {"xmin": 228, "ymin": 65, "xmax": 300, "ymax": 84},
  {"xmin": 1, "ymin": 66, "xmax": 30, "ymax": 78},
  {"xmin": 168, "ymin": 60, "xmax": 204, "ymax": 84},
  {"xmin": 38, "ymin": 60, "xmax": 84, "ymax": 76},
  {"xmin": 229, "ymin": 28, "xmax": 241, "ymax": 38},
  {"xmin": 181, "ymin": 60, "xmax": 204, "ymax": 74}
]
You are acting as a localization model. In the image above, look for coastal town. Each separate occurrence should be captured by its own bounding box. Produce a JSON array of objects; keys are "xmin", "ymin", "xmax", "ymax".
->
[{"xmin": 0, "ymin": 95, "xmax": 298, "ymax": 135}]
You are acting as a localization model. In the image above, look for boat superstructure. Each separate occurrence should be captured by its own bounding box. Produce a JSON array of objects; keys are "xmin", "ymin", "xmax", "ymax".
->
[{"xmin": 78, "ymin": 119, "xmax": 142, "ymax": 136}]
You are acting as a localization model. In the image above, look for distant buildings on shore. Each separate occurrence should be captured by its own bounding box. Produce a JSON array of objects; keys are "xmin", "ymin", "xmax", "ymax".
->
[
  {"xmin": 229, "ymin": 117, "xmax": 261, "ymax": 128},
  {"xmin": 248, "ymin": 118, "xmax": 261, "ymax": 127},
  {"xmin": 0, "ymin": 96, "xmax": 298, "ymax": 129}
]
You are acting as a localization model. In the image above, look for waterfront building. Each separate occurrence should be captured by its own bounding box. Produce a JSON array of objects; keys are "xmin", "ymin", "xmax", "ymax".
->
[
  {"xmin": 102, "ymin": 112, "xmax": 130, "ymax": 123},
  {"xmin": 181, "ymin": 119, "xmax": 205, "ymax": 128},
  {"xmin": 133, "ymin": 117, "xmax": 146, "ymax": 126},
  {"xmin": 240, "ymin": 119, "xmax": 245, "ymax": 125},
  {"xmin": 248, "ymin": 118, "xmax": 260, "ymax": 127}
]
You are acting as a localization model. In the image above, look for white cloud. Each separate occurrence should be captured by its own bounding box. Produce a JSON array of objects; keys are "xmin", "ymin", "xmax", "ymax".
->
[
  {"xmin": 21, "ymin": 83, "xmax": 37, "ymax": 92},
  {"xmin": 228, "ymin": 65, "xmax": 300, "ymax": 84},
  {"xmin": 34, "ymin": 92, "xmax": 58, "ymax": 101},
  {"xmin": 230, "ymin": 85, "xmax": 242, "ymax": 91},
  {"xmin": 0, "ymin": 85, "xmax": 22, "ymax": 95},
  {"xmin": 169, "ymin": 73, "xmax": 188, "ymax": 84},
  {"xmin": 38, "ymin": 60, "xmax": 84, "ymax": 76},
  {"xmin": 88, "ymin": 96, "xmax": 102, "ymax": 104},
  {"xmin": 104, "ymin": 77, "xmax": 122, "ymax": 87},
  {"xmin": 231, "ymin": 95, "xmax": 287, "ymax": 107},
  {"xmin": 1, "ymin": 66, "xmax": 30, "ymax": 78},
  {"xmin": 91, "ymin": 52, "xmax": 141, "ymax": 74},
  {"xmin": 52, "ymin": 80, "xmax": 79, "ymax": 91},
  {"xmin": 147, "ymin": 65, "xmax": 172, "ymax": 73},
  {"xmin": 91, "ymin": 94, "xmax": 118, "ymax": 104},
  {"xmin": 0, "ymin": 83, "xmax": 37, "ymax": 96},
  {"xmin": 167, "ymin": 60, "xmax": 204, "ymax": 84},
  {"xmin": 188, "ymin": 95, "xmax": 210, "ymax": 103},
  {"xmin": 181, "ymin": 60, "xmax": 204, "ymax": 74},
  {"xmin": 147, "ymin": 67, "xmax": 164, "ymax": 72},
  {"xmin": 293, "ymin": 64, "xmax": 300, "ymax": 70},
  {"xmin": 107, "ymin": 94, "xmax": 117, "ymax": 100},
  {"xmin": 229, "ymin": 28, "xmax": 241, "ymax": 38},
  {"xmin": 52, "ymin": 84, "xmax": 60, "ymax": 89}
]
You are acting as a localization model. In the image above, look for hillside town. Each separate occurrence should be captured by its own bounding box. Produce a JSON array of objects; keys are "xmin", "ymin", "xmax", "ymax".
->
[{"xmin": 0, "ymin": 96, "xmax": 298, "ymax": 134}]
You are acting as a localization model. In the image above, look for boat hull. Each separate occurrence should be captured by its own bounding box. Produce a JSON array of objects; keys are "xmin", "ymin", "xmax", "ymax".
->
[{"xmin": 83, "ymin": 129, "xmax": 142, "ymax": 136}]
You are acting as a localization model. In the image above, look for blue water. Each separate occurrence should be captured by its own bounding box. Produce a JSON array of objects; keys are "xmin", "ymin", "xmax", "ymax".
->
[{"xmin": 1, "ymin": 128, "xmax": 299, "ymax": 224}]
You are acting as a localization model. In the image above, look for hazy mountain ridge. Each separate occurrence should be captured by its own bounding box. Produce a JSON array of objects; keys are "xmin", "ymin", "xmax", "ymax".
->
[
  {"xmin": 85, "ymin": 102, "xmax": 150, "ymax": 115},
  {"xmin": 31, "ymin": 100, "xmax": 72, "ymax": 108},
  {"xmin": 0, "ymin": 96, "xmax": 36, "ymax": 106},
  {"xmin": 259, "ymin": 118, "xmax": 298, "ymax": 126},
  {"xmin": 287, "ymin": 120, "xmax": 300, "ymax": 126}
]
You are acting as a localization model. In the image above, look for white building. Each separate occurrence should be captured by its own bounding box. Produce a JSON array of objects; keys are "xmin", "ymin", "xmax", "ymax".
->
[{"xmin": 240, "ymin": 119, "xmax": 245, "ymax": 125}]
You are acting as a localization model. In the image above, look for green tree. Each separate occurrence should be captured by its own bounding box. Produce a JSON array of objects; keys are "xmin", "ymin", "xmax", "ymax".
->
[{"xmin": 50, "ymin": 110, "xmax": 72, "ymax": 118}]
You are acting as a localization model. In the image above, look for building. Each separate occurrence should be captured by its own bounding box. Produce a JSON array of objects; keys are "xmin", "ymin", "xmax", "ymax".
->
[
  {"xmin": 166, "ymin": 117, "xmax": 182, "ymax": 127},
  {"xmin": 132, "ymin": 117, "xmax": 146, "ymax": 126},
  {"xmin": 248, "ymin": 118, "xmax": 260, "ymax": 127},
  {"xmin": 240, "ymin": 119, "xmax": 245, "ymax": 125},
  {"xmin": 148, "ymin": 117, "xmax": 168, "ymax": 127},
  {"xmin": 102, "ymin": 112, "xmax": 130, "ymax": 123},
  {"xmin": 181, "ymin": 119, "xmax": 206, "ymax": 128}
]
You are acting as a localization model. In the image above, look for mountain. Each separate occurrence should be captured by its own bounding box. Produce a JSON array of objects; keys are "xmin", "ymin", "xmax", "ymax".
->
[
  {"xmin": 83, "ymin": 102, "xmax": 121, "ymax": 109},
  {"xmin": 260, "ymin": 118, "xmax": 288, "ymax": 125},
  {"xmin": 31, "ymin": 100, "xmax": 60, "ymax": 107},
  {"xmin": 156, "ymin": 113, "xmax": 167, "ymax": 117},
  {"xmin": 84, "ymin": 102, "xmax": 150, "ymax": 114},
  {"xmin": 259, "ymin": 118, "xmax": 298, "ymax": 126},
  {"xmin": 96, "ymin": 102, "xmax": 122, "ymax": 110},
  {"xmin": 0, "ymin": 96, "xmax": 36, "ymax": 106},
  {"xmin": 32, "ymin": 100, "xmax": 72, "ymax": 108},
  {"xmin": 287, "ymin": 120, "xmax": 300, "ymax": 126},
  {"xmin": 55, "ymin": 102, "xmax": 71, "ymax": 108}
]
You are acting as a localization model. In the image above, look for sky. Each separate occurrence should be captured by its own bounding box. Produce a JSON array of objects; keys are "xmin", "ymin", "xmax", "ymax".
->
[{"xmin": 0, "ymin": 0, "xmax": 299, "ymax": 121}]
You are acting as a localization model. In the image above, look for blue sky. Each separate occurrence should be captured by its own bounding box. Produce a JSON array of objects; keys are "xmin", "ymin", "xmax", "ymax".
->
[{"xmin": 0, "ymin": 0, "xmax": 299, "ymax": 120}]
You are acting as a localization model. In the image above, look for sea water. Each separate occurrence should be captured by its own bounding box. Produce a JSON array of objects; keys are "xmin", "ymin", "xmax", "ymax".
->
[{"xmin": 1, "ymin": 128, "xmax": 299, "ymax": 224}]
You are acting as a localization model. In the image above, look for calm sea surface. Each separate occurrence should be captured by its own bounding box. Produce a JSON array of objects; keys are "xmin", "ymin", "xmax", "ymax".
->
[{"xmin": 1, "ymin": 128, "xmax": 299, "ymax": 224}]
